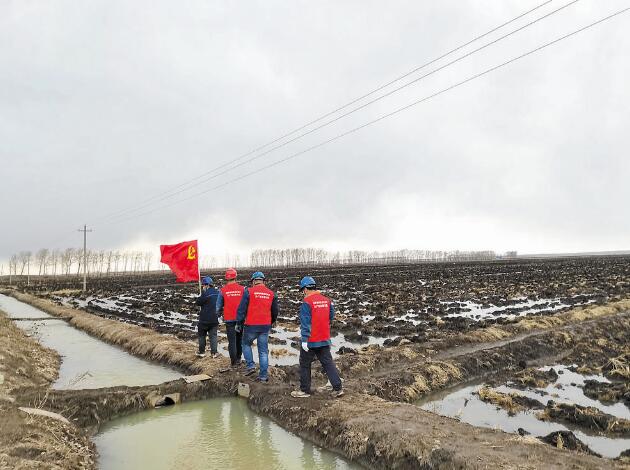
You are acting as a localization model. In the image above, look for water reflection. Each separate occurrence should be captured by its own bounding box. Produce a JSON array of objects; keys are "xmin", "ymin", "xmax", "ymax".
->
[
  {"xmin": 0, "ymin": 294, "xmax": 180, "ymax": 389},
  {"xmin": 95, "ymin": 399, "xmax": 361, "ymax": 470}
]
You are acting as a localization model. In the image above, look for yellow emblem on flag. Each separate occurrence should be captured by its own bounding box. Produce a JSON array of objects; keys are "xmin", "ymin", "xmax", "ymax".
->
[{"xmin": 187, "ymin": 245, "xmax": 197, "ymax": 260}]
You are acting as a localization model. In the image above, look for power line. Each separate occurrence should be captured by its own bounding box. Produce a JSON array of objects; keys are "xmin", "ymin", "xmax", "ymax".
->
[
  {"xmin": 95, "ymin": 1, "xmax": 555, "ymax": 223},
  {"xmin": 107, "ymin": 1, "xmax": 579, "ymax": 224},
  {"xmin": 106, "ymin": 6, "xmax": 629, "ymax": 225}
]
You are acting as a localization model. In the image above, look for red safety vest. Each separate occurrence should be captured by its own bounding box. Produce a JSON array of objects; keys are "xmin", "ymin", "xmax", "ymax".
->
[
  {"xmin": 220, "ymin": 283, "xmax": 245, "ymax": 321},
  {"xmin": 245, "ymin": 284, "xmax": 275, "ymax": 326},
  {"xmin": 304, "ymin": 293, "xmax": 331, "ymax": 343}
]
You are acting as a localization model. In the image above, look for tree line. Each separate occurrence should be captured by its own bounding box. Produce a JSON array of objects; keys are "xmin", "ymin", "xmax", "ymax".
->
[
  {"xmin": 4, "ymin": 249, "xmax": 155, "ymax": 278},
  {"xmin": 249, "ymin": 248, "xmax": 498, "ymax": 267},
  {"xmin": 1, "ymin": 247, "xmax": 504, "ymax": 281}
]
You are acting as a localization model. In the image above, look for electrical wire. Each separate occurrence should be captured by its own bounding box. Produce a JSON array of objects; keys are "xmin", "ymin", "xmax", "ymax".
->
[
  {"xmin": 95, "ymin": 1, "xmax": 555, "ymax": 223},
  {"xmin": 106, "ymin": 7, "xmax": 629, "ymax": 226}
]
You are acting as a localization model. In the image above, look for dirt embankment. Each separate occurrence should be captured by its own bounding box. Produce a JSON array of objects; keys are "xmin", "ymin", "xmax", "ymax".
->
[
  {"xmin": 0, "ymin": 310, "xmax": 95, "ymax": 469},
  {"xmin": 5, "ymin": 290, "xmax": 629, "ymax": 469}
]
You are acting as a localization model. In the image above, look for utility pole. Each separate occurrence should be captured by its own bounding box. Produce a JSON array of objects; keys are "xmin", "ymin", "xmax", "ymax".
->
[
  {"xmin": 78, "ymin": 225, "xmax": 93, "ymax": 292},
  {"xmin": 27, "ymin": 256, "xmax": 30, "ymax": 287}
]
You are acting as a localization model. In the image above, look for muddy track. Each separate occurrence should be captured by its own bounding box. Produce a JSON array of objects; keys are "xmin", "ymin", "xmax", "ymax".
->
[{"xmin": 4, "ymin": 290, "xmax": 629, "ymax": 468}]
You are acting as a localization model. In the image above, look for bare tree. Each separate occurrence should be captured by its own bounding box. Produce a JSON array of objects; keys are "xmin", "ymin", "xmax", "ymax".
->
[
  {"xmin": 17, "ymin": 251, "xmax": 32, "ymax": 275},
  {"xmin": 36, "ymin": 248, "xmax": 49, "ymax": 276},
  {"xmin": 113, "ymin": 251, "xmax": 121, "ymax": 273},
  {"xmin": 9, "ymin": 254, "xmax": 18, "ymax": 282},
  {"xmin": 144, "ymin": 252, "xmax": 153, "ymax": 272},
  {"xmin": 61, "ymin": 248, "xmax": 74, "ymax": 275},
  {"xmin": 49, "ymin": 249, "xmax": 60, "ymax": 276}
]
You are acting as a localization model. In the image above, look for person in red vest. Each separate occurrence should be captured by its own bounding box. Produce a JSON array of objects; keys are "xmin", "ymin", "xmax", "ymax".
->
[
  {"xmin": 291, "ymin": 276, "xmax": 343, "ymax": 398},
  {"xmin": 236, "ymin": 271, "xmax": 278, "ymax": 382},
  {"xmin": 216, "ymin": 268, "xmax": 245, "ymax": 368}
]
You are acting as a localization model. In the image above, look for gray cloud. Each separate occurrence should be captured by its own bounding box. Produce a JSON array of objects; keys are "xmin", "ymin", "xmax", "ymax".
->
[{"xmin": 1, "ymin": 0, "xmax": 628, "ymax": 262}]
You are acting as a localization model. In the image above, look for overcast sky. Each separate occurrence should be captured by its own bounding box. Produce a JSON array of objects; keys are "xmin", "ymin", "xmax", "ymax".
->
[{"xmin": 1, "ymin": 0, "xmax": 629, "ymax": 264}]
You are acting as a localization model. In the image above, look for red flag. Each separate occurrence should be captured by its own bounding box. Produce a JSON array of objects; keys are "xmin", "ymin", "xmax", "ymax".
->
[{"xmin": 160, "ymin": 240, "xmax": 199, "ymax": 283}]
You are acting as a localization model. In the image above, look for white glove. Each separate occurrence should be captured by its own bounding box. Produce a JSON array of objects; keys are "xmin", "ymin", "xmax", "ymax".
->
[{"xmin": 301, "ymin": 342, "xmax": 309, "ymax": 352}]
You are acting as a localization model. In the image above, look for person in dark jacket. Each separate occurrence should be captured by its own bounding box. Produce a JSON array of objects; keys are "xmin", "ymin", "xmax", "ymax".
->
[
  {"xmin": 291, "ymin": 276, "xmax": 343, "ymax": 398},
  {"xmin": 216, "ymin": 267, "xmax": 245, "ymax": 368},
  {"xmin": 195, "ymin": 276, "xmax": 220, "ymax": 358},
  {"xmin": 236, "ymin": 271, "xmax": 278, "ymax": 382}
]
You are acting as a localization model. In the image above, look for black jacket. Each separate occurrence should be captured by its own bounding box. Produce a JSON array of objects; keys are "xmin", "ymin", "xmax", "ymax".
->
[{"xmin": 195, "ymin": 287, "xmax": 220, "ymax": 325}]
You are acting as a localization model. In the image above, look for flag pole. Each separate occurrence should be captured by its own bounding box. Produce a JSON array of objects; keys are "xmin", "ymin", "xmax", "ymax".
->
[{"xmin": 197, "ymin": 257, "xmax": 201, "ymax": 295}]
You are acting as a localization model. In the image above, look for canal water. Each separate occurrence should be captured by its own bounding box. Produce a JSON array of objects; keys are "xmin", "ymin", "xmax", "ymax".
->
[
  {"xmin": 1, "ymin": 294, "xmax": 362, "ymax": 469},
  {"xmin": 0, "ymin": 294, "xmax": 181, "ymax": 388},
  {"xmin": 95, "ymin": 398, "xmax": 360, "ymax": 470}
]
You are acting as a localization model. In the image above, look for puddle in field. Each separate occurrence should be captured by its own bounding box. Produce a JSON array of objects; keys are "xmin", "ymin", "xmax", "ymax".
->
[
  {"xmin": 94, "ymin": 398, "xmax": 361, "ymax": 470},
  {"xmin": 440, "ymin": 296, "xmax": 595, "ymax": 321},
  {"xmin": 0, "ymin": 294, "xmax": 181, "ymax": 389},
  {"xmin": 418, "ymin": 365, "xmax": 630, "ymax": 459},
  {"xmin": 54, "ymin": 293, "xmax": 393, "ymax": 366},
  {"xmin": 216, "ymin": 326, "xmax": 394, "ymax": 366}
]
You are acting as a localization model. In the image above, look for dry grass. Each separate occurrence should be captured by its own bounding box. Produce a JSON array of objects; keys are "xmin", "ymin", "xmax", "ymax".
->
[
  {"xmin": 50, "ymin": 289, "xmax": 82, "ymax": 295},
  {"xmin": 270, "ymin": 348, "xmax": 290, "ymax": 358},
  {"xmin": 405, "ymin": 361, "xmax": 463, "ymax": 401},
  {"xmin": 604, "ymin": 353, "xmax": 630, "ymax": 380},
  {"xmin": 477, "ymin": 387, "xmax": 523, "ymax": 416},
  {"xmin": 8, "ymin": 291, "xmax": 229, "ymax": 377},
  {"xmin": 468, "ymin": 326, "xmax": 512, "ymax": 342}
]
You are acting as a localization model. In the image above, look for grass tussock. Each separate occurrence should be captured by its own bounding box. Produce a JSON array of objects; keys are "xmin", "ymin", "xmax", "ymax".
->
[
  {"xmin": 406, "ymin": 361, "xmax": 463, "ymax": 401},
  {"xmin": 541, "ymin": 402, "xmax": 630, "ymax": 435},
  {"xmin": 604, "ymin": 353, "xmax": 630, "ymax": 380},
  {"xmin": 477, "ymin": 387, "xmax": 523, "ymax": 416},
  {"xmin": 469, "ymin": 326, "xmax": 512, "ymax": 342}
]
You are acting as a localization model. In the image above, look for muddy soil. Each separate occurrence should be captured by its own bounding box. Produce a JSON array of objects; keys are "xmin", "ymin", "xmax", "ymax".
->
[
  {"xmin": 0, "ymin": 310, "xmax": 95, "ymax": 469},
  {"xmin": 540, "ymin": 431, "xmax": 601, "ymax": 456},
  {"xmin": 2, "ymin": 256, "xmax": 630, "ymax": 469},
  {"xmin": 583, "ymin": 380, "xmax": 630, "ymax": 406},
  {"xmin": 541, "ymin": 402, "xmax": 630, "ymax": 436},
  {"xmin": 18, "ymin": 256, "xmax": 630, "ymax": 347},
  {"xmin": 5, "ymin": 289, "xmax": 630, "ymax": 468}
]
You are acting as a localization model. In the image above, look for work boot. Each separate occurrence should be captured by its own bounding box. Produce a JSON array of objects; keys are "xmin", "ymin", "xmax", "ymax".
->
[{"xmin": 291, "ymin": 390, "xmax": 311, "ymax": 398}]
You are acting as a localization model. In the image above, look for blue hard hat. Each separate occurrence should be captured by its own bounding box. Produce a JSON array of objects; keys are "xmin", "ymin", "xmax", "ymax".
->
[
  {"xmin": 251, "ymin": 271, "xmax": 265, "ymax": 281},
  {"xmin": 299, "ymin": 276, "xmax": 316, "ymax": 290},
  {"xmin": 201, "ymin": 276, "xmax": 213, "ymax": 285}
]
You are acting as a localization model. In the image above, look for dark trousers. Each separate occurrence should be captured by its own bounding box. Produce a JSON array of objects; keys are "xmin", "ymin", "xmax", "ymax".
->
[
  {"xmin": 299, "ymin": 345, "xmax": 342, "ymax": 393},
  {"xmin": 198, "ymin": 322, "xmax": 218, "ymax": 354},
  {"xmin": 225, "ymin": 322, "xmax": 242, "ymax": 365}
]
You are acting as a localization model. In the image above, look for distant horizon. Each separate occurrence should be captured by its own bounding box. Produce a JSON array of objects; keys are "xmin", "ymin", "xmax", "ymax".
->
[{"xmin": 2, "ymin": 247, "xmax": 629, "ymax": 279}]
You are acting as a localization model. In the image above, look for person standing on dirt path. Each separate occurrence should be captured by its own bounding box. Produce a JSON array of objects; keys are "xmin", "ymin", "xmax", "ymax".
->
[
  {"xmin": 216, "ymin": 268, "xmax": 245, "ymax": 368},
  {"xmin": 291, "ymin": 276, "xmax": 344, "ymax": 399},
  {"xmin": 236, "ymin": 271, "xmax": 278, "ymax": 383},
  {"xmin": 195, "ymin": 276, "xmax": 220, "ymax": 358}
]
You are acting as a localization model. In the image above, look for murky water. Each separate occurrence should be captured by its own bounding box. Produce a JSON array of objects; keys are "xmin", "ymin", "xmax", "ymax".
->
[
  {"xmin": 418, "ymin": 366, "xmax": 630, "ymax": 459},
  {"xmin": 95, "ymin": 398, "xmax": 361, "ymax": 470},
  {"xmin": 2, "ymin": 294, "xmax": 360, "ymax": 468},
  {"xmin": 0, "ymin": 294, "xmax": 181, "ymax": 389}
]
